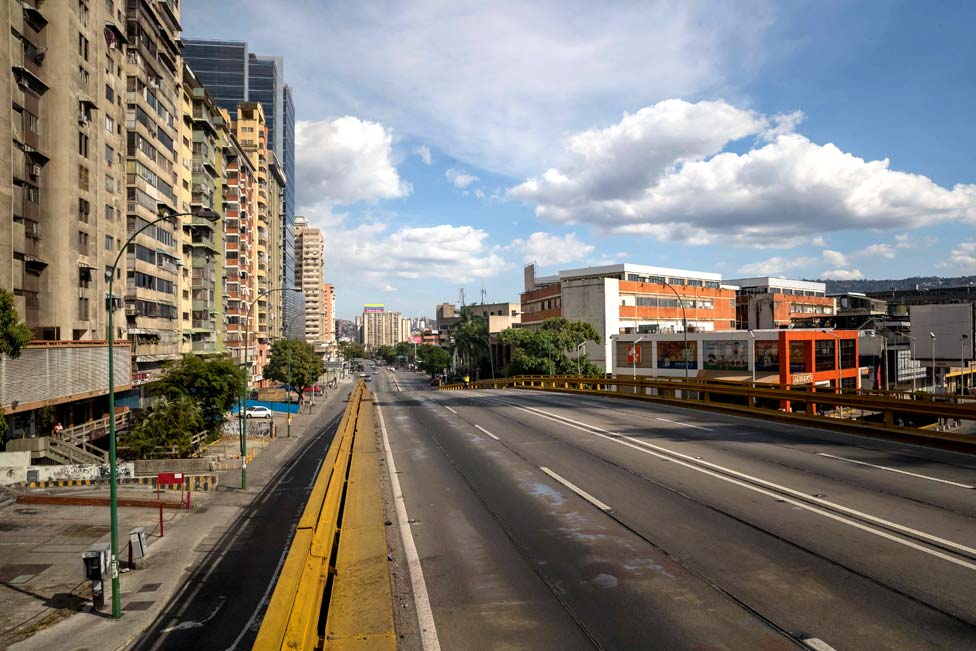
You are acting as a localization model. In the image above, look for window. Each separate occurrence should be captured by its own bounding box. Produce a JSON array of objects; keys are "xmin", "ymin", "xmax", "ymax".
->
[
  {"xmin": 79, "ymin": 266, "xmax": 92, "ymax": 288},
  {"xmin": 78, "ymin": 33, "xmax": 90, "ymax": 61},
  {"xmin": 104, "ymin": 174, "xmax": 115, "ymax": 193},
  {"xmin": 24, "ymin": 111, "xmax": 39, "ymax": 134},
  {"xmin": 815, "ymin": 340, "xmax": 836, "ymax": 372},
  {"xmin": 105, "ymin": 83, "xmax": 114, "ymax": 102},
  {"xmin": 78, "ymin": 297, "xmax": 90, "ymax": 321},
  {"xmin": 105, "ymin": 234, "xmax": 114, "ymax": 251},
  {"xmin": 840, "ymin": 339, "xmax": 856, "ymax": 369},
  {"xmin": 705, "ymin": 281, "xmax": 720, "ymax": 289},
  {"xmin": 687, "ymin": 279, "xmax": 704, "ymax": 287},
  {"xmin": 79, "ymin": 164, "xmax": 90, "ymax": 191},
  {"xmin": 79, "ymin": 65, "xmax": 90, "ymax": 86},
  {"xmin": 79, "ymin": 198, "xmax": 91, "ymax": 223},
  {"xmin": 79, "ymin": 132, "xmax": 89, "ymax": 158},
  {"xmin": 104, "ymin": 204, "xmax": 114, "ymax": 221},
  {"xmin": 668, "ymin": 277, "xmax": 686, "ymax": 286},
  {"xmin": 105, "ymin": 144, "xmax": 114, "ymax": 166},
  {"xmin": 105, "ymin": 115, "xmax": 114, "ymax": 133},
  {"xmin": 77, "ymin": 230, "xmax": 90, "ymax": 255}
]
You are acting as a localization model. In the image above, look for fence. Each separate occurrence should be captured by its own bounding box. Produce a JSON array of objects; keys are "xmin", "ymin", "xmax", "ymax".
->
[{"xmin": 441, "ymin": 375, "xmax": 976, "ymax": 447}]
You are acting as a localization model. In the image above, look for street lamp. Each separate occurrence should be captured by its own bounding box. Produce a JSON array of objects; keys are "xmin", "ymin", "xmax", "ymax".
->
[
  {"xmin": 632, "ymin": 335, "xmax": 646, "ymax": 380},
  {"xmin": 280, "ymin": 312, "xmax": 305, "ymax": 439},
  {"xmin": 930, "ymin": 332, "xmax": 937, "ymax": 392},
  {"xmin": 576, "ymin": 341, "xmax": 585, "ymax": 376},
  {"xmin": 961, "ymin": 334, "xmax": 969, "ymax": 395},
  {"xmin": 661, "ymin": 281, "xmax": 689, "ymax": 380},
  {"xmin": 240, "ymin": 286, "xmax": 302, "ymax": 489},
  {"xmin": 748, "ymin": 330, "xmax": 756, "ymax": 385},
  {"xmin": 106, "ymin": 206, "xmax": 218, "ymax": 619},
  {"xmin": 891, "ymin": 332, "xmax": 917, "ymax": 393},
  {"xmin": 822, "ymin": 330, "xmax": 843, "ymax": 395}
]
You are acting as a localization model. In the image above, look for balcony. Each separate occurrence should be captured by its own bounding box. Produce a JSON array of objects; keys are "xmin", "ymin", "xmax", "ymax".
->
[{"xmin": 192, "ymin": 340, "xmax": 216, "ymax": 353}]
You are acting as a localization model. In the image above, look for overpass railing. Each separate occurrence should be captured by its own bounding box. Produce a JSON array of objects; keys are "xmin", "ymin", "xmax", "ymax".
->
[
  {"xmin": 440, "ymin": 375, "xmax": 976, "ymax": 447},
  {"xmin": 254, "ymin": 382, "xmax": 395, "ymax": 650}
]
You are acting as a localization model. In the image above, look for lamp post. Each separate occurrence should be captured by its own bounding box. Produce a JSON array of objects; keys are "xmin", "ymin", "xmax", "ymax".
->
[
  {"xmin": 576, "ymin": 341, "xmax": 585, "ymax": 376},
  {"xmin": 748, "ymin": 330, "xmax": 756, "ymax": 384},
  {"xmin": 240, "ymin": 286, "xmax": 302, "ymax": 489},
  {"xmin": 891, "ymin": 332, "xmax": 917, "ymax": 393},
  {"xmin": 822, "ymin": 330, "xmax": 843, "ymax": 394},
  {"xmin": 961, "ymin": 334, "xmax": 969, "ymax": 395},
  {"xmin": 106, "ymin": 207, "xmax": 218, "ymax": 619},
  {"xmin": 632, "ymin": 335, "xmax": 646, "ymax": 380},
  {"xmin": 662, "ymin": 281, "xmax": 689, "ymax": 380},
  {"xmin": 930, "ymin": 332, "xmax": 937, "ymax": 392},
  {"xmin": 280, "ymin": 312, "xmax": 304, "ymax": 438}
]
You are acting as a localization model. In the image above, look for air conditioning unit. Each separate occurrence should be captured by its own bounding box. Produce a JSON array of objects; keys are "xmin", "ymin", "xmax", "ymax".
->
[
  {"xmin": 17, "ymin": 77, "xmax": 29, "ymax": 89},
  {"xmin": 78, "ymin": 114, "xmax": 90, "ymax": 125},
  {"xmin": 125, "ymin": 304, "xmax": 137, "ymax": 315},
  {"xmin": 29, "ymin": 164, "xmax": 40, "ymax": 177}
]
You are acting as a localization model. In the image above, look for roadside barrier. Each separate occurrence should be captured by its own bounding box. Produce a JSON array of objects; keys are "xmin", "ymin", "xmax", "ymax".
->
[
  {"xmin": 19, "ymin": 474, "xmax": 218, "ymax": 491},
  {"xmin": 255, "ymin": 382, "xmax": 395, "ymax": 650},
  {"xmin": 441, "ymin": 374, "xmax": 976, "ymax": 448}
]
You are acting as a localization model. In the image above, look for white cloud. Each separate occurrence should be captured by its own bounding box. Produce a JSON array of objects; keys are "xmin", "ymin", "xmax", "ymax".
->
[
  {"xmin": 820, "ymin": 268, "xmax": 865, "ymax": 280},
  {"xmin": 413, "ymin": 144, "xmax": 432, "ymax": 165},
  {"xmin": 296, "ymin": 117, "xmax": 411, "ymax": 204},
  {"xmin": 446, "ymin": 168, "xmax": 479, "ymax": 189},
  {"xmin": 511, "ymin": 232, "xmax": 595, "ymax": 266},
  {"xmin": 821, "ymin": 249, "xmax": 849, "ymax": 266},
  {"xmin": 507, "ymin": 99, "xmax": 976, "ymax": 246},
  {"xmin": 329, "ymin": 223, "xmax": 509, "ymax": 283},
  {"xmin": 942, "ymin": 242, "xmax": 976, "ymax": 273},
  {"xmin": 474, "ymin": 188, "xmax": 486, "ymax": 200},
  {"xmin": 895, "ymin": 233, "xmax": 910, "ymax": 248},
  {"xmin": 210, "ymin": 2, "xmax": 775, "ymax": 177},
  {"xmin": 737, "ymin": 256, "xmax": 816, "ymax": 275},
  {"xmin": 863, "ymin": 243, "xmax": 897, "ymax": 259}
]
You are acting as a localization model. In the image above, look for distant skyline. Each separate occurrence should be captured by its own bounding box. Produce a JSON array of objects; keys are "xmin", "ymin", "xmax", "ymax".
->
[{"xmin": 184, "ymin": 1, "xmax": 976, "ymax": 320}]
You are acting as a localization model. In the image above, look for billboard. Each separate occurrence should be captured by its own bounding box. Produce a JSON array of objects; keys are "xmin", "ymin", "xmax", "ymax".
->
[
  {"xmin": 656, "ymin": 341, "xmax": 698, "ymax": 369},
  {"xmin": 703, "ymin": 340, "xmax": 747, "ymax": 371},
  {"xmin": 754, "ymin": 341, "xmax": 780, "ymax": 372},
  {"xmin": 910, "ymin": 303, "xmax": 974, "ymax": 363},
  {"xmin": 363, "ymin": 304, "xmax": 385, "ymax": 313}
]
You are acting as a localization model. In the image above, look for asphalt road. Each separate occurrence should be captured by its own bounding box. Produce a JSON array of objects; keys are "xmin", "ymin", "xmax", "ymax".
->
[
  {"xmin": 378, "ymin": 370, "xmax": 976, "ymax": 650},
  {"xmin": 129, "ymin": 396, "xmax": 348, "ymax": 651}
]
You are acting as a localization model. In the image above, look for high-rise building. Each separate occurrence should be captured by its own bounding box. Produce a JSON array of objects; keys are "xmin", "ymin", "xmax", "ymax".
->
[
  {"xmin": 322, "ymin": 283, "xmax": 336, "ymax": 344},
  {"xmin": 294, "ymin": 216, "xmax": 324, "ymax": 343},
  {"xmin": 0, "ymin": 1, "xmax": 129, "ymax": 342},
  {"xmin": 360, "ymin": 307, "xmax": 406, "ymax": 350},
  {"xmin": 123, "ymin": 0, "xmax": 184, "ymax": 381},
  {"xmin": 181, "ymin": 39, "xmax": 301, "ymax": 339}
]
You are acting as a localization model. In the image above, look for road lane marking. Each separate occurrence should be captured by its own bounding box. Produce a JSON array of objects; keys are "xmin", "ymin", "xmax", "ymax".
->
[
  {"xmin": 656, "ymin": 417, "xmax": 714, "ymax": 431},
  {"xmin": 377, "ymin": 403, "xmax": 441, "ymax": 651},
  {"xmin": 473, "ymin": 424, "xmax": 500, "ymax": 440},
  {"xmin": 444, "ymin": 406, "xmax": 458, "ymax": 414},
  {"xmin": 802, "ymin": 637, "xmax": 838, "ymax": 651},
  {"xmin": 817, "ymin": 453, "xmax": 975, "ymax": 489},
  {"xmin": 494, "ymin": 400, "xmax": 976, "ymax": 572},
  {"xmin": 539, "ymin": 467, "xmax": 612, "ymax": 511}
]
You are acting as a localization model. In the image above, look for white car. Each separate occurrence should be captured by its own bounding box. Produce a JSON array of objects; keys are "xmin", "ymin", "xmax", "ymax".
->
[{"xmin": 245, "ymin": 406, "xmax": 273, "ymax": 419}]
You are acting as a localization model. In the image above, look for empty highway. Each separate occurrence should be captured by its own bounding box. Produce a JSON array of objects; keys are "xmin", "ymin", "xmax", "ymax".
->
[{"xmin": 376, "ymin": 370, "xmax": 976, "ymax": 650}]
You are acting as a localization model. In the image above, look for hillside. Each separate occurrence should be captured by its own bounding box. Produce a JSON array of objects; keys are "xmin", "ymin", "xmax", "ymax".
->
[{"xmin": 812, "ymin": 276, "xmax": 976, "ymax": 295}]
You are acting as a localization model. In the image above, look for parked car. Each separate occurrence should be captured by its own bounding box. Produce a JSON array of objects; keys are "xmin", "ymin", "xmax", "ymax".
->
[{"xmin": 245, "ymin": 406, "xmax": 273, "ymax": 419}]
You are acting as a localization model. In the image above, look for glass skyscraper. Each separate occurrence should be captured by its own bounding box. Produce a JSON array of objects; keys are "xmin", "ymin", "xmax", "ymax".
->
[{"xmin": 182, "ymin": 39, "xmax": 304, "ymax": 339}]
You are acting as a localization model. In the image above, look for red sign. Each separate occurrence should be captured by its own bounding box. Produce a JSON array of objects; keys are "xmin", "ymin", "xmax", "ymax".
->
[
  {"xmin": 627, "ymin": 344, "xmax": 642, "ymax": 364},
  {"xmin": 156, "ymin": 472, "xmax": 184, "ymax": 487}
]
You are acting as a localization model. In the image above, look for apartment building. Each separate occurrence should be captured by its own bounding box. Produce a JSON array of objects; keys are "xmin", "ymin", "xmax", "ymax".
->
[
  {"xmin": 123, "ymin": 0, "xmax": 184, "ymax": 381},
  {"xmin": 360, "ymin": 307, "xmax": 406, "ymax": 350},
  {"xmin": 322, "ymin": 283, "xmax": 336, "ymax": 344},
  {"xmin": 521, "ymin": 263, "xmax": 738, "ymax": 370},
  {"xmin": 294, "ymin": 215, "xmax": 324, "ymax": 342},
  {"xmin": 222, "ymin": 122, "xmax": 257, "ymax": 368},
  {"xmin": 727, "ymin": 276, "xmax": 835, "ymax": 330}
]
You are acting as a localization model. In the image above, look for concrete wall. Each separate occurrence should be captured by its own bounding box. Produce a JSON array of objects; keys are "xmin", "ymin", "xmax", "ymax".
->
[
  {"xmin": 0, "ymin": 461, "xmax": 135, "ymax": 486},
  {"xmin": 134, "ymin": 458, "xmax": 213, "ymax": 476},
  {"xmin": 561, "ymin": 278, "xmax": 618, "ymax": 372},
  {"xmin": 0, "ymin": 451, "xmax": 31, "ymax": 485}
]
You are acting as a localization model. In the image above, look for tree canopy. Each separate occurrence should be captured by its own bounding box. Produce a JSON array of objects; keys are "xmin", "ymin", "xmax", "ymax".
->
[
  {"xmin": 0, "ymin": 288, "xmax": 31, "ymax": 358},
  {"xmin": 416, "ymin": 344, "xmax": 451, "ymax": 377},
  {"xmin": 498, "ymin": 318, "xmax": 602, "ymax": 376},
  {"xmin": 150, "ymin": 354, "xmax": 244, "ymax": 434},
  {"xmin": 339, "ymin": 341, "xmax": 366, "ymax": 361},
  {"xmin": 451, "ymin": 307, "xmax": 490, "ymax": 376},
  {"xmin": 124, "ymin": 396, "xmax": 204, "ymax": 459},
  {"xmin": 264, "ymin": 339, "xmax": 325, "ymax": 393},
  {"xmin": 375, "ymin": 344, "xmax": 396, "ymax": 364}
]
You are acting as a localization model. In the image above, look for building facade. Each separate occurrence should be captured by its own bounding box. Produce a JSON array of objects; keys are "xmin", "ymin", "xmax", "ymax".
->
[
  {"xmin": 360, "ymin": 308, "xmax": 406, "ymax": 350},
  {"xmin": 728, "ymin": 277, "xmax": 835, "ymax": 330},
  {"xmin": 522, "ymin": 263, "xmax": 738, "ymax": 371},
  {"xmin": 322, "ymin": 283, "xmax": 336, "ymax": 344},
  {"xmin": 294, "ymin": 215, "xmax": 324, "ymax": 343}
]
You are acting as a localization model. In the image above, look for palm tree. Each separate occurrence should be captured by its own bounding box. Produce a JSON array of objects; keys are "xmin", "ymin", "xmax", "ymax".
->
[{"xmin": 451, "ymin": 307, "xmax": 489, "ymax": 377}]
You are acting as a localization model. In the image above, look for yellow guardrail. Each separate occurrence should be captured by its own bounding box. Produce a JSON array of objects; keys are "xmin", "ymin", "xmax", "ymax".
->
[
  {"xmin": 254, "ymin": 382, "xmax": 395, "ymax": 650},
  {"xmin": 441, "ymin": 374, "xmax": 976, "ymax": 447}
]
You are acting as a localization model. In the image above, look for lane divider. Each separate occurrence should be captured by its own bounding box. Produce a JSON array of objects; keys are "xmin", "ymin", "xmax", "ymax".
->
[
  {"xmin": 816, "ymin": 453, "xmax": 975, "ymax": 489},
  {"xmin": 540, "ymin": 467, "xmax": 612, "ymax": 511},
  {"xmin": 489, "ymin": 397, "xmax": 976, "ymax": 573},
  {"xmin": 473, "ymin": 424, "xmax": 500, "ymax": 440},
  {"xmin": 444, "ymin": 406, "xmax": 458, "ymax": 414}
]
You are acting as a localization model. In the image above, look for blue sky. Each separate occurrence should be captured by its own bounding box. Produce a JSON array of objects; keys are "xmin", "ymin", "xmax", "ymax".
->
[{"xmin": 183, "ymin": 1, "xmax": 976, "ymax": 320}]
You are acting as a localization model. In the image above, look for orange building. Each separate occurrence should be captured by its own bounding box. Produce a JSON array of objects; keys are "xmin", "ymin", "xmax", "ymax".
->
[
  {"xmin": 728, "ymin": 276, "xmax": 836, "ymax": 330},
  {"xmin": 521, "ymin": 263, "xmax": 739, "ymax": 371}
]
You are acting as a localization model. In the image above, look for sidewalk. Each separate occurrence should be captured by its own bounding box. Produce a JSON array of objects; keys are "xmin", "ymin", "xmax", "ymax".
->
[{"xmin": 3, "ymin": 379, "xmax": 354, "ymax": 651}]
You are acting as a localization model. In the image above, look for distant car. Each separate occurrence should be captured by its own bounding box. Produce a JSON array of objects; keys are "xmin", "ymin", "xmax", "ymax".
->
[
  {"xmin": 364, "ymin": 375, "xmax": 373, "ymax": 382},
  {"xmin": 245, "ymin": 406, "xmax": 273, "ymax": 419},
  {"xmin": 359, "ymin": 372, "xmax": 367, "ymax": 377}
]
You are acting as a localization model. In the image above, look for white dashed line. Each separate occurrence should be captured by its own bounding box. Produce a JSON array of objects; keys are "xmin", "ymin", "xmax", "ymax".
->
[
  {"xmin": 539, "ymin": 466, "xmax": 612, "ymax": 511},
  {"xmin": 473, "ymin": 424, "xmax": 500, "ymax": 440},
  {"xmin": 818, "ymin": 453, "xmax": 975, "ymax": 489},
  {"xmin": 444, "ymin": 406, "xmax": 458, "ymax": 414}
]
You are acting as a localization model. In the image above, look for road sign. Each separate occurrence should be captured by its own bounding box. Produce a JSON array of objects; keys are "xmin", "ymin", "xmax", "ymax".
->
[{"xmin": 627, "ymin": 345, "xmax": 641, "ymax": 364}]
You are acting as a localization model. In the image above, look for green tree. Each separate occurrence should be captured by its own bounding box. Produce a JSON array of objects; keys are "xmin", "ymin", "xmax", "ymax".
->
[
  {"xmin": 451, "ymin": 308, "xmax": 490, "ymax": 376},
  {"xmin": 416, "ymin": 344, "xmax": 451, "ymax": 377},
  {"xmin": 0, "ymin": 407, "xmax": 9, "ymax": 445},
  {"xmin": 375, "ymin": 344, "xmax": 396, "ymax": 364},
  {"xmin": 339, "ymin": 341, "xmax": 366, "ymax": 361},
  {"xmin": 150, "ymin": 355, "xmax": 244, "ymax": 435},
  {"xmin": 264, "ymin": 339, "xmax": 325, "ymax": 397},
  {"xmin": 125, "ymin": 396, "xmax": 204, "ymax": 459},
  {"xmin": 394, "ymin": 341, "xmax": 415, "ymax": 365},
  {"xmin": 498, "ymin": 318, "xmax": 601, "ymax": 376},
  {"xmin": 0, "ymin": 288, "xmax": 31, "ymax": 358}
]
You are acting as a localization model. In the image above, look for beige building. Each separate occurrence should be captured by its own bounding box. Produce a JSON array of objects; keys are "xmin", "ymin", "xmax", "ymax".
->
[
  {"xmin": 322, "ymin": 283, "xmax": 336, "ymax": 344},
  {"xmin": 294, "ymin": 215, "xmax": 325, "ymax": 343},
  {"xmin": 222, "ymin": 121, "xmax": 257, "ymax": 367},
  {"xmin": 361, "ymin": 308, "xmax": 406, "ymax": 350},
  {"xmin": 1, "ymin": 1, "xmax": 129, "ymax": 342}
]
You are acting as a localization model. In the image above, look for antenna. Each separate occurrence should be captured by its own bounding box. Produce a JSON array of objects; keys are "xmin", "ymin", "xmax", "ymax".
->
[
  {"xmin": 459, "ymin": 288, "xmax": 465, "ymax": 307},
  {"xmin": 481, "ymin": 288, "xmax": 487, "ymax": 304}
]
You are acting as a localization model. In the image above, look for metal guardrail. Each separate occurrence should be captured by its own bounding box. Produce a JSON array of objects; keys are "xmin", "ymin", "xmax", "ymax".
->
[
  {"xmin": 441, "ymin": 375, "xmax": 976, "ymax": 447},
  {"xmin": 254, "ymin": 382, "xmax": 395, "ymax": 650}
]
